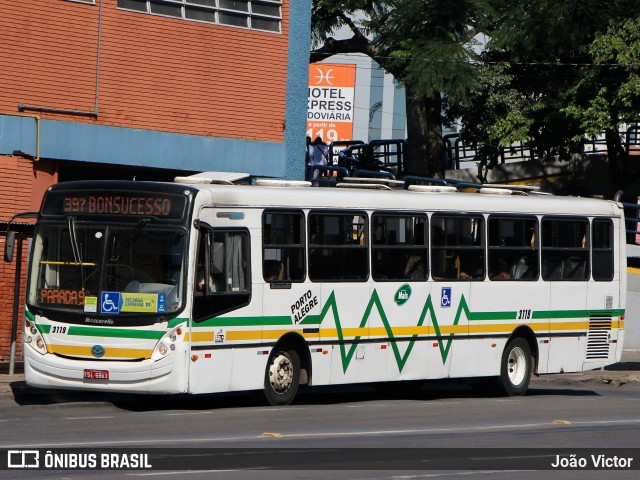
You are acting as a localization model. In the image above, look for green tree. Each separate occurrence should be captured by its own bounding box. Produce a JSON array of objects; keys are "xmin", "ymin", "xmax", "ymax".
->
[
  {"xmin": 310, "ymin": 0, "xmax": 493, "ymax": 176},
  {"xmin": 452, "ymin": 0, "xmax": 639, "ymax": 192},
  {"xmin": 564, "ymin": 16, "xmax": 640, "ymax": 193},
  {"xmin": 444, "ymin": 63, "xmax": 535, "ymax": 180}
]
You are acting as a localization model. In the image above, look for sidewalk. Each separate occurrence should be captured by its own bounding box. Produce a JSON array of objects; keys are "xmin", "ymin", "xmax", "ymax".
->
[{"xmin": 1, "ymin": 351, "xmax": 639, "ymax": 403}]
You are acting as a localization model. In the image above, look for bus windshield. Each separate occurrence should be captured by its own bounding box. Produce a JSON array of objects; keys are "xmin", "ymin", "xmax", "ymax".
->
[{"xmin": 27, "ymin": 220, "xmax": 186, "ymax": 317}]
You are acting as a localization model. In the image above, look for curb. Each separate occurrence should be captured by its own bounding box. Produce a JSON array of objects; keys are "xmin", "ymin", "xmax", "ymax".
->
[{"xmin": 532, "ymin": 371, "xmax": 640, "ymax": 387}]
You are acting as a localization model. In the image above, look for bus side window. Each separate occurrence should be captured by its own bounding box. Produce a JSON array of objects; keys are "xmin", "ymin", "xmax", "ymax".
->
[
  {"xmin": 193, "ymin": 228, "xmax": 251, "ymax": 321},
  {"xmin": 431, "ymin": 215, "xmax": 484, "ymax": 280},
  {"xmin": 541, "ymin": 217, "xmax": 589, "ymax": 281},
  {"xmin": 371, "ymin": 213, "xmax": 427, "ymax": 282},
  {"xmin": 592, "ymin": 219, "xmax": 614, "ymax": 281},
  {"xmin": 308, "ymin": 212, "xmax": 368, "ymax": 281},
  {"xmin": 262, "ymin": 210, "xmax": 305, "ymax": 282},
  {"xmin": 488, "ymin": 216, "xmax": 539, "ymax": 281}
]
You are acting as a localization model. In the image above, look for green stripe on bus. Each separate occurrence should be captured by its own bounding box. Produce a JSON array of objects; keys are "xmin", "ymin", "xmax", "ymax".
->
[
  {"xmin": 532, "ymin": 309, "xmax": 625, "ymax": 320},
  {"xmin": 194, "ymin": 316, "xmax": 292, "ymax": 328},
  {"xmin": 168, "ymin": 317, "xmax": 188, "ymax": 328},
  {"xmin": 37, "ymin": 325, "xmax": 50, "ymax": 334},
  {"xmin": 67, "ymin": 326, "xmax": 165, "ymax": 339},
  {"xmin": 468, "ymin": 311, "xmax": 517, "ymax": 321}
]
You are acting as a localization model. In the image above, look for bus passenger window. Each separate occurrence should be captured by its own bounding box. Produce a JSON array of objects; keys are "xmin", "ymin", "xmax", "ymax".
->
[
  {"xmin": 193, "ymin": 228, "xmax": 251, "ymax": 320},
  {"xmin": 372, "ymin": 213, "xmax": 427, "ymax": 281},
  {"xmin": 592, "ymin": 219, "xmax": 614, "ymax": 281},
  {"xmin": 541, "ymin": 217, "xmax": 589, "ymax": 281},
  {"xmin": 263, "ymin": 211, "xmax": 305, "ymax": 282},
  {"xmin": 431, "ymin": 215, "xmax": 484, "ymax": 280},
  {"xmin": 488, "ymin": 217, "xmax": 538, "ymax": 281},
  {"xmin": 308, "ymin": 212, "xmax": 368, "ymax": 281}
]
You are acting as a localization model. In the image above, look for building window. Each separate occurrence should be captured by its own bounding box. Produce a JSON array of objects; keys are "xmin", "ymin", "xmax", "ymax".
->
[{"xmin": 117, "ymin": 0, "xmax": 282, "ymax": 33}]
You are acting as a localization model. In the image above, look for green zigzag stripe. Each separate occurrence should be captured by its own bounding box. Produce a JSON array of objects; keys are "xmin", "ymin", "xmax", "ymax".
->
[
  {"xmin": 319, "ymin": 290, "xmax": 471, "ymax": 373},
  {"xmin": 194, "ymin": 289, "xmax": 624, "ymax": 374}
]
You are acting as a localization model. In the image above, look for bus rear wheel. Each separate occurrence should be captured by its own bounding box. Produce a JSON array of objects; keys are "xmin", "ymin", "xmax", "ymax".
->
[
  {"xmin": 264, "ymin": 348, "xmax": 300, "ymax": 406},
  {"xmin": 499, "ymin": 337, "xmax": 532, "ymax": 396}
]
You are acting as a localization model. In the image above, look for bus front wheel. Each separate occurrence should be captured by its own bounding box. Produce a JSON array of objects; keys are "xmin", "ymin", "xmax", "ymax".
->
[
  {"xmin": 499, "ymin": 337, "xmax": 532, "ymax": 396},
  {"xmin": 264, "ymin": 348, "xmax": 300, "ymax": 406}
]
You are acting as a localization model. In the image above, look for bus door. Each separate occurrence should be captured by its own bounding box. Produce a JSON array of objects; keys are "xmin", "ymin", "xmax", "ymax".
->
[
  {"xmin": 369, "ymin": 213, "xmax": 431, "ymax": 382},
  {"xmin": 584, "ymin": 218, "xmax": 620, "ymax": 369},
  {"xmin": 308, "ymin": 211, "xmax": 380, "ymax": 385},
  {"xmin": 189, "ymin": 209, "xmax": 254, "ymax": 394},
  {"xmin": 260, "ymin": 210, "xmax": 321, "ymax": 372},
  {"xmin": 544, "ymin": 217, "xmax": 589, "ymax": 374},
  {"xmin": 471, "ymin": 216, "xmax": 545, "ymax": 376},
  {"xmin": 429, "ymin": 214, "xmax": 482, "ymax": 379}
]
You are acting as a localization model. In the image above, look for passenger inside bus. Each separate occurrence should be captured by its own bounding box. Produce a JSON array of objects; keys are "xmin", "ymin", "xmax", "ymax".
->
[
  {"xmin": 264, "ymin": 260, "xmax": 283, "ymax": 282},
  {"xmin": 490, "ymin": 257, "xmax": 512, "ymax": 280},
  {"xmin": 403, "ymin": 227, "xmax": 426, "ymax": 280},
  {"xmin": 196, "ymin": 267, "xmax": 217, "ymax": 292}
]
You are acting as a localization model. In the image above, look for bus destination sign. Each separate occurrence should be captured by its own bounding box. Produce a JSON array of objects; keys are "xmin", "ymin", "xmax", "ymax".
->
[{"xmin": 43, "ymin": 192, "xmax": 186, "ymax": 219}]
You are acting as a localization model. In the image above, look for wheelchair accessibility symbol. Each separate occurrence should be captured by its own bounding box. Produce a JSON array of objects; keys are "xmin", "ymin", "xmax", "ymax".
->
[
  {"xmin": 441, "ymin": 287, "xmax": 452, "ymax": 308},
  {"xmin": 101, "ymin": 292, "xmax": 122, "ymax": 314}
]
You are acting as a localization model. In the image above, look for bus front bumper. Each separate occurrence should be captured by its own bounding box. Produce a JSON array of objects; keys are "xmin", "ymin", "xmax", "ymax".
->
[{"xmin": 23, "ymin": 346, "xmax": 187, "ymax": 394}]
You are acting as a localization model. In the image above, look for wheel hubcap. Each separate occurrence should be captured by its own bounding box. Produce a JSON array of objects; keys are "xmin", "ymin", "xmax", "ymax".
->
[
  {"xmin": 507, "ymin": 346, "xmax": 527, "ymax": 385},
  {"xmin": 269, "ymin": 352, "xmax": 293, "ymax": 393}
]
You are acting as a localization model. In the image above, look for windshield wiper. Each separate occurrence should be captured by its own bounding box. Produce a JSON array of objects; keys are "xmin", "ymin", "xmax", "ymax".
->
[
  {"xmin": 67, "ymin": 216, "xmax": 85, "ymax": 286},
  {"xmin": 110, "ymin": 218, "xmax": 151, "ymax": 262}
]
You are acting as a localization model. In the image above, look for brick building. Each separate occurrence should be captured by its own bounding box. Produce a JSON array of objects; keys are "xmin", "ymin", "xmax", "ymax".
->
[{"xmin": 0, "ymin": 0, "xmax": 311, "ymax": 360}]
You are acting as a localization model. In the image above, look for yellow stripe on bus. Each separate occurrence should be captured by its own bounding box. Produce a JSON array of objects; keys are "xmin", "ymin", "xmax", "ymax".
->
[
  {"xmin": 369, "ymin": 326, "xmax": 430, "ymax": 336},
  {"xmin": 47, "ymin": 344, "xmax": 152, "ymax": 359},
  {"xmin": 186, "ymin": 321, "xmax": 622, "ymax": 344},
  {"xmin": 185, "ymin": 332, "xmax": 214, "ymax": 342}
]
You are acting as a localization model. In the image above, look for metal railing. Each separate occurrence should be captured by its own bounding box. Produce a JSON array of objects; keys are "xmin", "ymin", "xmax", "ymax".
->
[{"xmin": 324, "ymin": 124, "xmax": 639, "ymax": 178}]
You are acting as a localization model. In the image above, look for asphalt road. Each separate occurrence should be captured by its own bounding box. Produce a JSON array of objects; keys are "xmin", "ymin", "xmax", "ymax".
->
[{"xmin": 1, "ymin": 378, "xmax": 640, "ymax": 480}]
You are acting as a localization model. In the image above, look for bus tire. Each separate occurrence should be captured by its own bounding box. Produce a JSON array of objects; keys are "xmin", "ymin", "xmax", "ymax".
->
[
  {"xmin": 264, "ymin": 348, "xmax": 300, "ymax": 406},
  {"xmin": 499, "ymin": 337, "xmax": 532, "ymax": 396}
]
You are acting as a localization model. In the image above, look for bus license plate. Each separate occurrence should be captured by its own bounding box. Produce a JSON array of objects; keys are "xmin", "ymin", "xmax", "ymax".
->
[{"xmin": 83, "ymin": 369, "xmax": 109, "ymax": 380}]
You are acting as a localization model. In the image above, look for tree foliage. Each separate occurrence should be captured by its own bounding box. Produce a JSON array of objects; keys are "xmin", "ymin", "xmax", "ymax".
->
[
  {"xmin": 310, "ymin": 0, "xmax": 640, "ymax": 188},
  {"xmin": 565, "ymin": 16, "xmax": 640, "ymax": 136}
]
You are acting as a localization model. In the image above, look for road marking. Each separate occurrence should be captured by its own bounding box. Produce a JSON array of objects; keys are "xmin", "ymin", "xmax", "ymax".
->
[
  {"xmin": 164, "ymin": 412, "xmax": 213, "ymax": 416},
  {"xmin": 346, "ymin": 403, "xmax": 391, "ymax": 408},
  {"xmin": 63, "ymin": 416, "xmax": 114, "ymax": 420},
  {"xmin": 127, "ymin": 470, "xmax": 237, "ymax": 477},
  {"xmin": 379, "ymin": 472, "xmax": 531, "ymax": 479}
]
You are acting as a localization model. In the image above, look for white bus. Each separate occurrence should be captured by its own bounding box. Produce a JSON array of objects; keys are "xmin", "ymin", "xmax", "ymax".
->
[{"xmin": 14, "ymin": 172, "xmax": 626, "ymax": 405}]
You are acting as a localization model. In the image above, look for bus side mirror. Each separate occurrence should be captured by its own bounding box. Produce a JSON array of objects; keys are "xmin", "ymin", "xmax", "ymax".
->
[{"xmin": 4, "ymin": 231, "xmax": 15, "ymax": 262}]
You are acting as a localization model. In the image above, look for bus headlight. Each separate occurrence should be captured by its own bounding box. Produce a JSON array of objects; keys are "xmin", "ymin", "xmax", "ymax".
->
[
  {"xmin": 24, "ymin": 321, "xmax": 48, "ymax": 355},
  {"xmin": 151, "ymin": 325, "xmax": 183, "ymax": 361}
]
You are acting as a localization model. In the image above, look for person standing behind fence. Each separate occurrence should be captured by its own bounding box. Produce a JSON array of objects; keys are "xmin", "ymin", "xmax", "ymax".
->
[{"xmin": 308, "ymin": 136, "xmax": 329, "ymax": 180}]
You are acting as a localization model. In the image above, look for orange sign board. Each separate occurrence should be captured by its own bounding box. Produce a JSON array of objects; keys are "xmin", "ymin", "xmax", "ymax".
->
[{"xmin": 307, "ymin": 64, "xmax": 356, "ymax": 143}]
